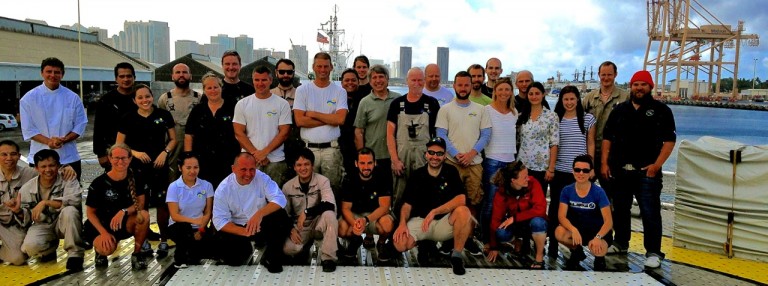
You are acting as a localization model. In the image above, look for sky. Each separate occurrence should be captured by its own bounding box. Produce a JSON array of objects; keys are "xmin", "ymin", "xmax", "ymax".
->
[{"xmin": 3, "ymin": 0, "xmax": 766, "ymax": 83}]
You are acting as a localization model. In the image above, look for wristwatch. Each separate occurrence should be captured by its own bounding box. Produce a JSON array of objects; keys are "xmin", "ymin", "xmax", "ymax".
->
[
  {"xmin": 122, "ymin": 208, "xmax": 128, "ymax": 215},
  {"xmin": 164, "ymin": 149, "xmax": 170, "ymax": 154},
  {"xmin": 364, "ymin": 216, "xmax": 370, "ymax": 224},
  {"xmin": 595, "ymin": 234, "xmax": 603, "ymax": 240}
]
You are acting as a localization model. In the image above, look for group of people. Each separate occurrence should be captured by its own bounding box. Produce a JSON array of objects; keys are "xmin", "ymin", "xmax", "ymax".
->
[{"xmin": 0, "ymin": 52, "xmax": 675, "ymax": 276}]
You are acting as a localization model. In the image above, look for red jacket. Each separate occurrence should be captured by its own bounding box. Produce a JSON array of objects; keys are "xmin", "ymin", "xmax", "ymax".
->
[{"xmin": 489, "ymin": 176, "xmax": 548, "ymax": 249}]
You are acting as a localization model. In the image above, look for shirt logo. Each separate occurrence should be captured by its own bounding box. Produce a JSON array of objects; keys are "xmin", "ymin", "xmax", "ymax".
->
[
  {"xmin": 154, "ymin": 117, "xmax": 165, "ymax": 125},
  {"xmin": 326, "ymin": 99, "xmax": 337, "ymax": 106},
  {"xmin": 221, "ymin": 116, "xmax": 232, "ymax": 122},
  {"xmin": 468, "ymin": 112, "xmax": 478, "ymax": 117},
  {"xmin": 569, "ymin": 201, "xmax": 596, "ymax": 210},
  {"xmin": 646, "ymin": 109, "xmax": 655, "ymax": 117},
  {"xmin": 266, "ymin": 110, "xmax": 278, "ymax": 117}
]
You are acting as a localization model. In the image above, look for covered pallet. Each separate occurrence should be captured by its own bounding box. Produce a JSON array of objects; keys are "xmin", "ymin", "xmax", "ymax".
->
[{"xmin": 674, "ymin": 136, "xmax": 768, "ymax": 262}]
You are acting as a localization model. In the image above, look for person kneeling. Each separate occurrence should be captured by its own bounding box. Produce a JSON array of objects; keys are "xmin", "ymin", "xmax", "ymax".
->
[
  {"xmin": 392, "ymin": 137, "xmax": 472, "ymax": 275},
  {"xmin": 282, "ymin": 148, "xmax": 338, "ymax": 272},
  {"xmin": 166, "ymin": 153, "xmax": 214, "ymax": 268},
  {"xmin": 555, "ymin": 154, "xmax": 613, "ymax": 271},
  {"xmin": 19, "ymin": 149, "xmax": 85, "ymax": 271},
  {"xmin": 338, "ymin": 148, "xmax": 395, "ymax": 262},
  {"xmin": 83, "ymin": 144, "xmax": 151, "ymax": 269},
  {"xmin": 212, "ymin": 153, "xmax": 290, "ymax": 272},
  {"xmin": 485, "ymin": 161, "xmax": 548, "ymax": 269}
]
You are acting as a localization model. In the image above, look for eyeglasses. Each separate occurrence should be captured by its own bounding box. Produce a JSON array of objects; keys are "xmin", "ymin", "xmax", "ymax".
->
[
  {"xmin": 110, "ymin": 156, "xmax": 131, "ymax": 162},
  {"xmin": 573, "ymin": 168, "xmax": 592, "ymax": 173},
  {"xmin": 277, "ymin": 69, "xmax": 295, "ymax": 75},
  {"xmin": 426, "ymin": 150, "xmax": 445, "ymax": 156}
]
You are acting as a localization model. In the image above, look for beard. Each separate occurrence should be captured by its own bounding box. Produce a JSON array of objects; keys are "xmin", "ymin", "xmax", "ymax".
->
[
  {"xmin": 174, "ymin": 78, "xmax": 190, "ymax": 89},
  {"xmin": 278, "ymin": 77, "xmax": 293, "ymax": 87},
  {"xmin": 456, "ymin": 91, "xmax": 470, "ymax": 100},
  {"xmin": 631, "ymin": 91, "xmax": 653, "ymax": 105},
  {"xmin": 359, "ymin": 169, "xmax": 373, "ymax": 179},
  {"xmin": 472, "ymin": 82, "xmax": 482, "ymax": 91}
]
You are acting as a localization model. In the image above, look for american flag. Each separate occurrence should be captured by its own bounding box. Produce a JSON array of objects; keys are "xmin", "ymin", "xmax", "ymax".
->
[{"xmin": 317, "ymin": 32, "xmax": 329, "ymax": 44}]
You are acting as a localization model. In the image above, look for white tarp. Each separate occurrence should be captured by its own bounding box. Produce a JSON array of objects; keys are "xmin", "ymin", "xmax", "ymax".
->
[{"xmin": 674, "ymin": 136, "xmax": 768, "ymax": 262}]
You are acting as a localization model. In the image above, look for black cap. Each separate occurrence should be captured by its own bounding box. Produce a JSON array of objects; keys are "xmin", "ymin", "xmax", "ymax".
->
[{"xmin": 426, "ymin": 137, "xmax": 446, "ymax": 149}]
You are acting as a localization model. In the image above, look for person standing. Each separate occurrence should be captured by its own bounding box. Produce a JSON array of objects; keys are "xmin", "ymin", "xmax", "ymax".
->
[
  {"xmin": 271, "ymin": 59, "xmax": 298, "ymax": 106},
  {"xmin": 353, "ymin": 55, "xmax": 372, "ymax": 96},
  {"xmin": 93, "ymin": 62, "xmax": 137, "ymax": 170},
  {"xmin": 482, "ymin": 58, "xmax": 503, "ymax": 97},
  {"xmin": 293, "ymin": 52, "xmax": 348, "ymax": 193},
  {"xmin": 516, "ymin": 82, "xmax": 559, "ymax": 197},
  {"xmin": 354, "ymin": 65, "xmax": 400, "ymax": 176},
  {"xmin": 467, "ymin": 64, "xmax": 493, "ymax": 106},
  {"xmin": 514, "ymin": 70, "xmax": 550, "ymax": 111},
  {"xmin": 220, "ymin": 50, "xmax": 255, "ymax": 103},
  {"xmin": 601, "ymin": 70, "xmax": 675, "ymax": 269},
  {"xmin": 158, "ymin": 63, "xmax": 200, "ymax": 182},
  {"xmin": 422, "ymin": 63, "xmax": 453, "ymax": 106},
  {"xmin": 20, "ymin": 57, "xmax": 87, "ymax": 181}
]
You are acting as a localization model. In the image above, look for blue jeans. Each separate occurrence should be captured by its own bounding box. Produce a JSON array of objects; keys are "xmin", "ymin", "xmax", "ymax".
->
[
  {"xmin": 496, "ymin": 217, "xmax": 548, "ymax": 243},
  {"xmin": 480, "ymin": 158, "xmax": 510, "ymax": 243},
  {"xmin": 612, "ymin": 170, "xmax": 664, "ymax": 257}
]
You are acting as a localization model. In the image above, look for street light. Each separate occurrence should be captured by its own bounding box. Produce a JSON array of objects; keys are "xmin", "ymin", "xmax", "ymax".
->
[{"xmin": 753, "ymin": 58, "xmax": 758, "ymax": 90}]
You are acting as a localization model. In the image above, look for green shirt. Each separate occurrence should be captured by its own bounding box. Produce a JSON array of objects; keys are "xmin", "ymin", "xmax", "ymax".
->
[
  {"xmin": 354, "ymin": 90, "xmax": 401, "ymax": 159},
  {"xmin": 469, "ymin": 94, "xmax": 493, "ymax": 106}
]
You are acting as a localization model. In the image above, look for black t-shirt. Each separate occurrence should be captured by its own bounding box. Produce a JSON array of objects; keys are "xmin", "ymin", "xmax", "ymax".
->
[
  {"xmin": 386, "ymin": 94, "xmax": 440, "ymax": 137},
  {"xmin": 515, "ymin": 95, "xmax": 550, "ymax": 113},
  {"xmin": 86, "ymin": 173, "xmax": 147, "ymax": 220},
  {"xmin": 118, "ymin": 107, "xmax": 175, "ymax": 159},
  {"xmin": 603, "ymin": 98, "xmax": 676, "ymax": 170},
  {"xmin": 220, "ymin": 81, "xmax": 255, "ymax": 103},
  {"xmin": 93, "ymin": 89, "xmax": 137, "ymax": 157},
  {"xmin": 185, "ymin": 99, "xmax": 240, "ymax": 160},
  {"xmin": 481, "ymin": 84, "xmax": 493, "ymax": 97},
  {"xmin": 357, "ymin": 83, "xmax": 372, "ymax": 98},
  {"xmin": 341, "ymin": 167, "xmax": 393, "ymax": 214},
  {"xmin": 403, "ymin": 164, "xmax": 465, "ymax": 220}
]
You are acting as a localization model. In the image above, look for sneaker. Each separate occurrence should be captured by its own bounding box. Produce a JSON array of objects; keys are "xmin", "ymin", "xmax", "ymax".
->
[
  {"xmin": 173, "ymin": 261, "xmax": 188, "ymax": 269},
  {"xmin": 438, "ymin": 241, "xmax": 452, "ymax": 256},
  {"xmin": 66, "ymin": 257, "xmax": 84, "ymax": 271},
  {"xmin": 376, "ymin": 242, "xmax": 392, "ymax": 262},
  {"xmin": 39, "ymin": 252, "xmax": 57, "ymax": 262},
  {"xmin": 464, "ymin": 239, "xmax": 483, "ymax": 256},
  {"xmin": 343, "ymin": 236, "xmax": 363, "ymax": 259},
  {"xmin": 131, "ymin": 253, "xmax": 147, "ymax": 270},
  {"xmin": 594, "ymin": 257, "xmax": 607, "ymax": 271},
  {"xmin": 321, "ymin": 260, "xmax": 337, "ymax": 272},
  {"xmin": 94, "ymin": 254, "xmax": 108, "ymax": 268},
  {"xmin": 450, "ymin": 255, "xmax": 466, "ymax": 275},
  {"xmin": 606, "ymin": 244, "xmax": 628, "ymax": 255},
  {"xmin": 261, "ymin": 256, "xmax": 283, "ymax": 273},
  {"xmin": 566, "ymin": 247, "xmax": 586, "ymax": 269},
  {"xmin": 140, "ymin": 240, "xmax": 154, "ymax": 257},
  {"xmin": 644, "ymin": 255, "xmax": 662, "ymax": 268},
  {"xmin": 417, "ymin": 241, "xmax": 437, "ymax": 266},
  {"xmin": 156, "ymin": 242, "xmax": 169, "ymax": 259}
]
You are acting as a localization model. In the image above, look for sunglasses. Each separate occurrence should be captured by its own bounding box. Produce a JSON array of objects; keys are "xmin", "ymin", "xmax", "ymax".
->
[
  {"xmin": 277, "ymin": 69, "xmax": 295, "ymax": 75},
  {"xmin": 426, "ymin": 150, "xmax": 445, "ymax": 156},
  {"xmin": 573, "ymin": 168, "xmax": 592, "ymax": 173}
]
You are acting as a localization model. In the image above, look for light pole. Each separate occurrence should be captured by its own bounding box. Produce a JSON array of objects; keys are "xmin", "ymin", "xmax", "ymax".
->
[{"xmin": 753, "ymin": 58, "xmax": 758, "ymax": 90}]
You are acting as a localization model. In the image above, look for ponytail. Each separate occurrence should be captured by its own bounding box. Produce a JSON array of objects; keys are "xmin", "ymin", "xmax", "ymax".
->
[{"xmin": 127, "ymin": 170, "xmax": 144, "ymax": 224}]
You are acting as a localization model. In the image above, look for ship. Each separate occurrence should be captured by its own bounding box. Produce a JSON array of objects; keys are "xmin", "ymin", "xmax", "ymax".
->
[{"xmin": 317, "ymin": 5, "xmax": 353, "ymax": 81}]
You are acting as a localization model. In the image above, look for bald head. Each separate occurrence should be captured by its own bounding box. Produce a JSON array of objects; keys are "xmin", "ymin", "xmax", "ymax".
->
[
  {"xmin": 515, "ymin": 70, "xmax": 533, "ymax": 97},
  {"xmin": 425, "ymin": 64, "xmax": 441, "ymax": 91},
  {"xmin": 172, "ymin": 63, "xmax": 191, "ymax": 89},
  {"xmin": 232, "ymin": 153, "xmax": 257, "ymax": 185},
  {"xmin": 407, "ymin": 67, "xmax": 425, "ymax": 95}
]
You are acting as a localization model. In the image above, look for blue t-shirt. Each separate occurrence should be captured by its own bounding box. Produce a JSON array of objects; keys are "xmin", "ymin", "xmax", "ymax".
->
[
  {"xmin": 166, "ymin": 177, "xmax": 214, "ymax": 228},
  {"xmin": 560, "ymin": 183, "xmax": 610, "ymax": 228}
]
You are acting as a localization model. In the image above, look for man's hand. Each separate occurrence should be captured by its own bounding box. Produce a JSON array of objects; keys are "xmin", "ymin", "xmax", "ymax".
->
[
  {"xmin": 31, "ymin": 201, "xmax": 47, "ymax": 222},
  {"xmin": 296, "ymin": 212, "xmax": 307, "ymax": 231},
  {"xmin": 289, "ymin": 227, "xmax": 303, "ymax": 244},
  {"xmin": 456, "ymin": 151, "xmax": 477, "ymax": 167},
  {"xmin": 252, "ymin": 149, "xmax": 269, "ymax": 164},
  {"xmin": 642, "ymin": 163, "xmax": 661, "ymax": 178},
  {"xmin": 98, "ymin": 156, "xmax": 110, "ymax": 169},
  {"xmin": 352, "ymin": 217, "xmax": 366, "ymax": 236},
  {"xmin": 153, "ymin": 152, "xmax": 168, "ymax": 168},
  {"xmin": 110, "ymin": 210, "xmax": 125, "ymax": 232},
  {"xmin": 133, "ymin": 151, "xmax": 152, "ymax": 163},
  {"xmin": 60, "ymin": 165, "xmax": 77, "ymax": 181},
  {"xmin": 588, "ymin": 237, "xmax": 605, "ymax": 254},
  {"xmin": 487, "ymin": 250, "xmax": 500, "ymax": 263},
  {"xmin": 4, "ymin": 193, "xmax": 21, "ymax": 213},
  {"xmin": 95, "ymin": 233, "xmax": 116, "ymax": 253},
  {"xmin": 391, "ymin": 159, "xmax": 405, "ymax": 176},
  {"xmin": 421, "ymin": 210, "xmax": 436, "ymax": 232},
  {"xmin": 571, "ymin": 229, "xmax": 582, "ymax": 246},
  {"xmin": 245, "ymin": 213, "xmax": 263, "ymax": 236},
  {"xmin": 600, "ymin": 164, "xmax": 612, "ymax": 180},
  {"xmin": 48, "ymin": 137, "xmax": 63, "ymax": 149},
  {"xmin": 393, "ymin": 224, "xmax": 410, "ymax": 244}
]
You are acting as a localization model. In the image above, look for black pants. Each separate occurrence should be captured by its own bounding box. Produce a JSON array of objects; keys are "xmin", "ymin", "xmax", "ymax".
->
[
  {"xmin": 167, "ymin": 223, "xmax": 213, "ymax": 263},
  {"xmin": 215, "ymin": 209, "xmax": 291, "ymax": 266},
  {"xmin": 547, "ymin": 171, "xmax": 575, "ymax": 249}
]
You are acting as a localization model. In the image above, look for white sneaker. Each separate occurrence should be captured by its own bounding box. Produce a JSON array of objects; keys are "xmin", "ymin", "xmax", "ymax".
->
[
  {"xmin": 644, "ymin": 255, "xmax": 661, "ymax": 268},
  {"xmin": 606, "ymin": 245, "xmax": 628, "ymax": 255}
]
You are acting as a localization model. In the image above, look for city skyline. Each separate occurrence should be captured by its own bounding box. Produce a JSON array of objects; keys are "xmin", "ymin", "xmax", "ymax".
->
[{"xmin": 3, "ymin": 0, "xmax": 766, "ymax": 83}]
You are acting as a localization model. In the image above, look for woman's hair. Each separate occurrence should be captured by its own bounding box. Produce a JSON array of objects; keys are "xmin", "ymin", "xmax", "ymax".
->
[
  {"xmin": 572, "ymin": 154, "xmax": 594, "ymax": 169},
  {"xmin": 492, "ymin": 160, "xmax": 527, "ymax": 192},
  {"xmin": 516, "ymin": 81, "xmax": 546, "ymax": 126},
  {"xmin": 201, "ymin": 71, "xmax": 223, "ymax": 88},
  {"xmin": 492, "ymin": 77, "xmax": 516, "ymax": 115},
  {"xmin": 133, "ymin": 83, "xmax": 153, "ymax": 99},
  {"xmin": 108, "ymin": 143, "xmax": 143, "ymax": 224},
  {"xmin": 554, "ymin": 85, "xmax": 587, "ymax": 134},
  {"xmin": 177, "ymin": 152, "xmax": 199, "ymax": 168}
]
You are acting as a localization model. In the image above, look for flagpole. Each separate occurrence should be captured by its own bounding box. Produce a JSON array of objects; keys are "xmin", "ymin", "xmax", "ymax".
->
[{"xmin": 77, "ymin": 0, "xmax": 84, "ymax": 103}]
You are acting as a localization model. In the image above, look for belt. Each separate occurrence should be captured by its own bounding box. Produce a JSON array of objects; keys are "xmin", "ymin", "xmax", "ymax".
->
[{"xmin": 306, "ymin": 142, "xmax": 332, "ymax": 148}]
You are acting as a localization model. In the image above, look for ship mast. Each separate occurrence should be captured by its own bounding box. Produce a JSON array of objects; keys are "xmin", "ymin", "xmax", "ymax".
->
[{"xmin": 319, "ymin": 5, "xmax": 352, "ymax": 80}]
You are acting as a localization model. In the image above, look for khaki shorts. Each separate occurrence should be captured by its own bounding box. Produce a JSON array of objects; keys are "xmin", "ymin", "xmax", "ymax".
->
[
  {"xmin": 446, "ymin": 160, "xmax": 483, "ymax": 206},
  {"xmin": 406, "ymin": 214, "xmax": 454, "ymax": 242},
  {"xmin": 354, "ymin": 212, "xmax": 394, "ymax": 234}
]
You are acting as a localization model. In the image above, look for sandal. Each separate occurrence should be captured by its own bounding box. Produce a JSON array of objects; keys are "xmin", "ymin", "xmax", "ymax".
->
[{"xmin": 530, "ymin": 260, "xmax": 544, "ymax": 270}]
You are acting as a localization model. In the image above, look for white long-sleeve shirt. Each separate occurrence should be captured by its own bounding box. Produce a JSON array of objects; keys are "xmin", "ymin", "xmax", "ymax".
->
[
  {"xmin": 212, "ymin": 171, "xmax": 287, "ymax": 230},
  {"xmin": 20, "ymin": 83, "xmax": 87, "ymax": 164}
]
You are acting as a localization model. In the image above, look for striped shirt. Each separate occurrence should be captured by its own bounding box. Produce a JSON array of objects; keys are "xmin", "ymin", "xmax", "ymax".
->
[
  {"xmin": 484, "ymin": 105, "xmax": 517, "ymax": 162},
  {"xmin": 555, "ymin": 113, "xmax": 595, "ymax": 172}
]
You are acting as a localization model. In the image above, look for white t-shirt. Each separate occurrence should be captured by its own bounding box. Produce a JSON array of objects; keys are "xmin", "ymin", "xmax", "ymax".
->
[
  {"xmin": 166, "ymin": 177, "xmax": 214, "ymax": 228},
  {"xmin": 435, "ymin": 101, "xmax": 492, "ymax": 165},
  {"xmin": 423, "ymin": 87, "xmax": 454, "ymax": 106},
  {"xmin": 293, "ymin": 82, "xmax": 348, "ymax": 143},
  {"xmin": 233, "ymin": 94, "xmax": 292, "ymax": 162},
  {"xmin": 485, "ymin": 105, "xmax": 517, "ymax": 162}
]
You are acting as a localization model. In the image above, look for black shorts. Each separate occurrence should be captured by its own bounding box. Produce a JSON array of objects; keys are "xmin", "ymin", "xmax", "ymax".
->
[
  {"xmin": 83, "ymin": 215, "xmax": 133, "ymax": 242},
  {"xmin": 573, "ymin": 223, "xmax": 613, "ymax": 246}
]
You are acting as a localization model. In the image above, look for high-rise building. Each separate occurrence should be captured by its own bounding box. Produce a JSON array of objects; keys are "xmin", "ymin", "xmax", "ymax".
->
[
  {"xmin": 234, "ymin": 34, "xmax": 253, "ymax": 64},
  {"xmin": 399, "ymin": 46, "xmax": 412, "ymax": 80},
  {"xmin": 370, "ymin": 59, "xmax": 384, "ymax": 67},
  {"xmin": 175, "ymin": 40, "xmax": 200, "ymax": 59},
  {"xmin": 272, "ymin": 51, "xmax": 286, "ymax": 59},
  {"xmin": 392, "ymin": 60, "xmax": 401, "ymax": 79},
  {"xmin": 210, "ymin": 34, "xmax": 234, "ymax": 58},
  {"xmin": 437, "ymin": 47, "xmax": 449, "ymax": 83},
  {"xmin": 114, "ymin": 20, "xmax": 171, "ymax": 64},
  {"xmin": 253, "ymin": 48, "xmax": 272, "ymax": 61},
  {"xmin": 289, "ymin": 45, "xmax": 309, "ymax": 74}
]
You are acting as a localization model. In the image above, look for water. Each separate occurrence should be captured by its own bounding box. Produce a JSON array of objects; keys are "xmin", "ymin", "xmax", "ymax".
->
[{"xmin": 385, "ymin": 86, "xmax": 768, "ymax": 172}]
